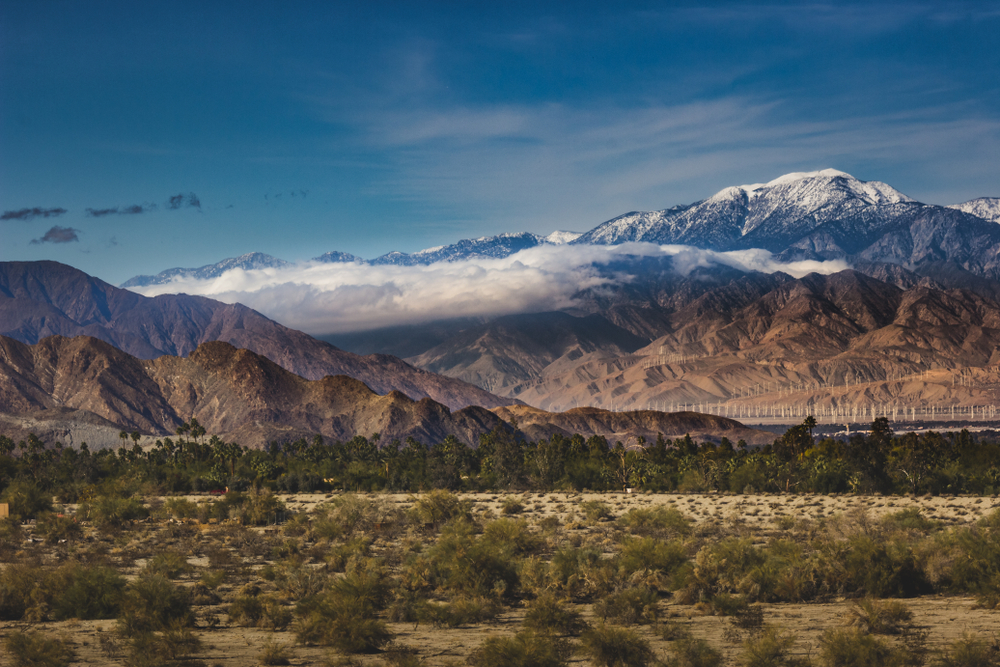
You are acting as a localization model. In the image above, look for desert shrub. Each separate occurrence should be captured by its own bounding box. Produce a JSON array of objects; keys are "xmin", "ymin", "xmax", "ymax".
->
[
  {"xmin": 326, "ymin": 535, "xmax": 373, "ymax": 571},
  {"xmin": 4, "ymin": 630, "xmax": 75, "ymax": 667},
  {"xmin": 617, "ymin": 506, "xmax": 692, "ymax": 537},
  {"xmin": 617, "ymin": 537, "xmax": 687, "ymax": 588},
  {"xmin": 229, "ymin": 591, "xmax": 292, "ymax": 630},
  {"xmin": 818, "ymin": 627, "xmax": 908, "ymax": 667},
  {"xmin": 412, "ymin": 519, "xmax": 518, "ymax": 598},
  {"xmin": 123, "ymin": 622, "xmax": 203, "ymax": 667},
  {"xmin": 824, "ymin": 534, "xmax": 928, "ymax": 598},
  {"xmin": 117, "ymin": 574, "xmax": 194, "ymax": 637},
  {"xmin": 51, "ymin": 563, "xmax": 127, "ymax": 620},
  {"xmin": 679, "ymin": 537, "xmax": 766, "ymax": 604},
  {"xmin": 739, "ymin": 626, "xmax": 809, "ymax": 667},
  {"xmin": 315, "ymin": 494, "xmax": 397, "ymax": 539},
  {"xmin": 662, "ymin": 636, "xmax": 724, "ymax": 667},
  {"xmin": 142, "ymin": 550, "xmax": 192, "ymax": 579},
  {"xmin": 842, "ymin": 598, "xmax": 913, "ymax": 635},
  {"xmin": 409, "ymin": 489, "xmax": 472, "ymax": 525},
  {"xmin": 931, "ymin": 632, "xmax": 1000, "ymax": 667},
  {"xmin": 482, "ymin": 518, "xmax": 543, "ymax": 556},
  {"xmin": 422, "ymin": 595, "xmax": 502, "ymax": 628},
  {"xmin": 162, "ymin": 497, "xmax": 198, "ymax": 520},
  {"xmin": 523, "ymin": 593, "xmax": 588, "ymax": 636},
  {"xmin": 80, "ymin": 495, "xmax": 148, "ymax": 529},
  {"xmin": 500, "ymin": 497, "xmax": 525, "ymax": 515},
  {"xmin": 1, "ymin": 480, "xmax": 53, "ymax": 520},
  {"xmin": 295, "ymin": 562, "xmax": 393, "ymax": 653},
  {"xmin": 35, "ymin": 513, "xmax": 81, "ymax": 543},
  {"xmin": 259, "ymin": 638, "xmax": 295, "ymax": 666},
  {"xmin": 549, "ymin": 546, "xmax": 606, "ymax": 599},
  {"xmin": 579, "ymin": 500, "xmax": 613, "ymax": 522},
  {"xmin": 273, "ymin": 562, "xmax": 329, "ymax": 600},
  {"xmin": 467, "ymin": 630, "xmax": 569, "ymax": 667},
  {"xmin": 943, "ymin": 527, "xmax": 1000, "ymax": 607},
  {"xmin": 232, "ymin": 488, "xmax": 287, "ymax": 525},
  {"xmin": 593, "ymin": 585, "xmax": 659, "ymax": 625},
  {"xmin": 0, "ymin": 563, "xmax": 41, "ymax": 619},
  {"xmin": 881, "ymin": 508, "xmax": 939, "ymax": 533},
  {"xmin": 581, "ymin": 624, "xmax": 655, "ymax": 667}
]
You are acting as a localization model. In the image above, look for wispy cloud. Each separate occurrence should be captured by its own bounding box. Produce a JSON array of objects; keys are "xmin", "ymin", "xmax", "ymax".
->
[
  {"xmin": 166, "ymin": 193, "xmax": 201, "ymax": 210},
  {"xmin": 129, "ymin": 243, "xmax": 848, "ymax": 334},
  {"xmin": 30, "ymin": 225, "xmax": 80, "ymax": 244},
  {"xmin": 1, "ymin": 207, "xmax": 68, "ymax": 222},
  {"xmin": 86, "ymin": 203, "xmax": 157, "ymax": 217}
]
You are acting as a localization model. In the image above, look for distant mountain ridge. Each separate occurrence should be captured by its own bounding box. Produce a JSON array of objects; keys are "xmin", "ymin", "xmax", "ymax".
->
[
  {"xmin": 121, "ymin": 170, "xmax": 998, "ymax": 288},
  {"xmin": 0, "ymin": 261, "xmax": 513, "ymax": 410},
  {"xmin": 121, "ymin": 252, "xmax": 290, "ymax": 288},
  {"xmin": 573, "ymin": 170, "xmax": 1000, "ymax": 272},
  {"xmin": 124, "ymin": 230, "xmax": 584, "ymax": 286}
]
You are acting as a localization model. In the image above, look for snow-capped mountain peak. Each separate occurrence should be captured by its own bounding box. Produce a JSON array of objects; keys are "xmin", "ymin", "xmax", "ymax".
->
[
  {"xmin": 948, "ymin": 197, "xmax": 1000, "ymax": 224},
  {"xmin": 545, "ymin": 230, "xmax": 583, "ymax": 245}
]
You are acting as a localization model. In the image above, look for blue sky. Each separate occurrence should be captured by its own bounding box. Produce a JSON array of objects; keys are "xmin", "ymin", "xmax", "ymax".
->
[{"xmin": 2, "ymin": 1, "xmax": 999, "ymax": 286}]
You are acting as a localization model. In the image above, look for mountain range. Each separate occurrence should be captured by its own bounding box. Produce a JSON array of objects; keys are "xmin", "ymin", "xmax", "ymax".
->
[
  {"xmin": 122, "ymin": 170, "xmax": 1000, "ymax": 287},
  {"xmin": 0, "ymin": 334, "xmax": 769, "ymax": 448},
  {"xmin": 0, "ymin": 261, "xmax": 510, "ymax": 411}
]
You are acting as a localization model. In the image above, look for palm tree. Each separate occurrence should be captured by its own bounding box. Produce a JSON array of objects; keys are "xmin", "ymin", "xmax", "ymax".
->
[{"xmin": 803, "ymin": 415, "xmax": 817, "ymax": 442}]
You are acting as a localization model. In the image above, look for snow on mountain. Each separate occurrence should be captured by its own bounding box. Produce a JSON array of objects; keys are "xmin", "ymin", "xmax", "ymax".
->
[
  {"xmin": 545, "ymin": 230, "xmax": 583, "ymax": 244},
  {"xmin": 370, "ymin": 231, "xmax": 548, "ymax": 265},
  {"xmin": 949, "ymin": 197, "xmax": 1000, "ymax": 223},
  {"xmin": 313, "ymin": 250, "xmax": 363, "ymax": 263},
  {"xmin": 574, "ymin": 169, "xmax": 920, "ymax": 253},
  {"xmin": 121, "ymin": 252, "xmax": 290, "ymax": 288}
]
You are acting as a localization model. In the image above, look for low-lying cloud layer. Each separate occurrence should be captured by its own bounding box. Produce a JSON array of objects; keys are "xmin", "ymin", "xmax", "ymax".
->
[{"xmin": 130, "ymin": 243, "xmax": 849, "ymax": 334}]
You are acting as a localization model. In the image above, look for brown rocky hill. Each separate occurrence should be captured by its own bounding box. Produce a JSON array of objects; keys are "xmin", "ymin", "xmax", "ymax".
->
[
  {"xmin": 0, "ymin": 260, "xmax": 510, "ymax": 410},
  {"xmin": 0, "ymin": 335, "xmax": 766, "ymax": 449},
  {"xmin": 406, "ymin": 269, "xmax": 1000, "ymax": 414},
  {"xmin": 0, "ymin": 335, "xmax": 502, "ymax": 447},
  {"xmin": 493, "ymin": 405, "xmax": 773, "ymax": 446}
]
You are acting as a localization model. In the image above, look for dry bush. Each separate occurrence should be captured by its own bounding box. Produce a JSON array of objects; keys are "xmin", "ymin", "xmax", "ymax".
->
[
  {"xmin": 818, "ymin": 627, "xmax": 908, "ymax": 667},
  {"xmin": 409, "ymin": 490, "xmax": 472, "ymax": 526},
  {"xmin": 617, "ymin": 537, "xmax": 688, "ymax": 590},
  {"xmin": 467, "ymin": 630, "xmax": 569, "ymax": 667},
  {"xmin": 578, "ymin": 500, "xmax": 613, "ymax": 522},
  {"xmin": 617, "ymin": 506, "xmax": 692, "ymax": 537},
  {"xmin": 500, "ymin": 496, "xmax": 525, "ymax": 515},
  {"xmin": 4, "ymin": 630, "xmax": 75, "ymax": 667},
  {"xmin": 117, "ymin": 574, "xmax": 194, "ymax": 637},
  {"xmin": 522, "ymin": 593, "xmax": 588, "ymax": 636},
  {"xmin": 581, "ymin": 624, "xmax": 654, "ymax": 667},
  {"xmin": 229, "ymin": 590, "xmax": 292, "ymax": 630},
  {"xmin": 482, "ymin": 517, "xmax": 544, "ymax": 556},
  {"xmin": 739, "ymin": 626, "xmax": 809, "ymax": 667},
  {"xmin": 593, "ymin": 585, "xmax": 659, "ymax": 625},
  {"xmin": 841, "ymin": 598, "xmax": 914, "ymax": 635},
  {"xmin": 931, "ymin": 632, "xmax": 1000, "ymax": 667},
  {"xmin": 258, "ymin": 638, "xmax": 295, "ymax": 666}
]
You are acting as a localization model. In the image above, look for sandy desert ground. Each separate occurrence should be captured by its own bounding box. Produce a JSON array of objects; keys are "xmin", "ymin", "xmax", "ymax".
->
[{"xmin": 2, "ymin": 491, "xmax": 998, "ymax": 666}]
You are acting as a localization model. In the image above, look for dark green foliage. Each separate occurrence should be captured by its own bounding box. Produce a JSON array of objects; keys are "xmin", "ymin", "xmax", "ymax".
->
[
  {"xmin": 931, "ymin": 633, "xmax": 1000, "ymax": 667},
  {"xmin": 740, "ymin": 626, "xmax": 810, "ymax": 667},
  {"xmin": 662, "ymin": 636, "xmax": 724, "ymax": 667},
  {"xmin": 593, "ymin": 586, "xmax": 659, "ymax": 625},
  {"xmin": 0, "ymin": 479, "xmax": 53, "ymax": 520},
  {"xmin": 117, "ymin": 574, "xmax": 194, "ymax": 637},
  {"xmin": 818, "ymin": 627, "xmax": 908, "ymax": 667},
  {"xmin": 295, "ymin": 562, "xmax": 392, "ymax": 653},
  {"xmin": 581, "ymin": 624, "xmax": 655, "ymax": 667},
  {"xmin": 80, "ymin": 495, "xmax": 149, "ymax": 529},
  {"xmin": 4, "ymin": 630, "xmax": 75, "ymax": 667},
  {"xmin": 52, "ymin": 564, "xmax": 127, "ymax": 620},
  {"xmin": 523, "ymin": 593, "xmax": 588, "ymax": 635},
  {"xmin": 617, "ymin": 506, "xmax": 692, "ymax": 537},
  {"xmin": 467, "ymin": 630, "xmax": 569, "ymax": 667}
]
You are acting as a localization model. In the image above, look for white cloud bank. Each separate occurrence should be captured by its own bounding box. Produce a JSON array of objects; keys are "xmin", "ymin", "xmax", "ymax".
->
[{"xmin": 131, "ymin": 244, "xmax": 849, "ymax": 334}]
